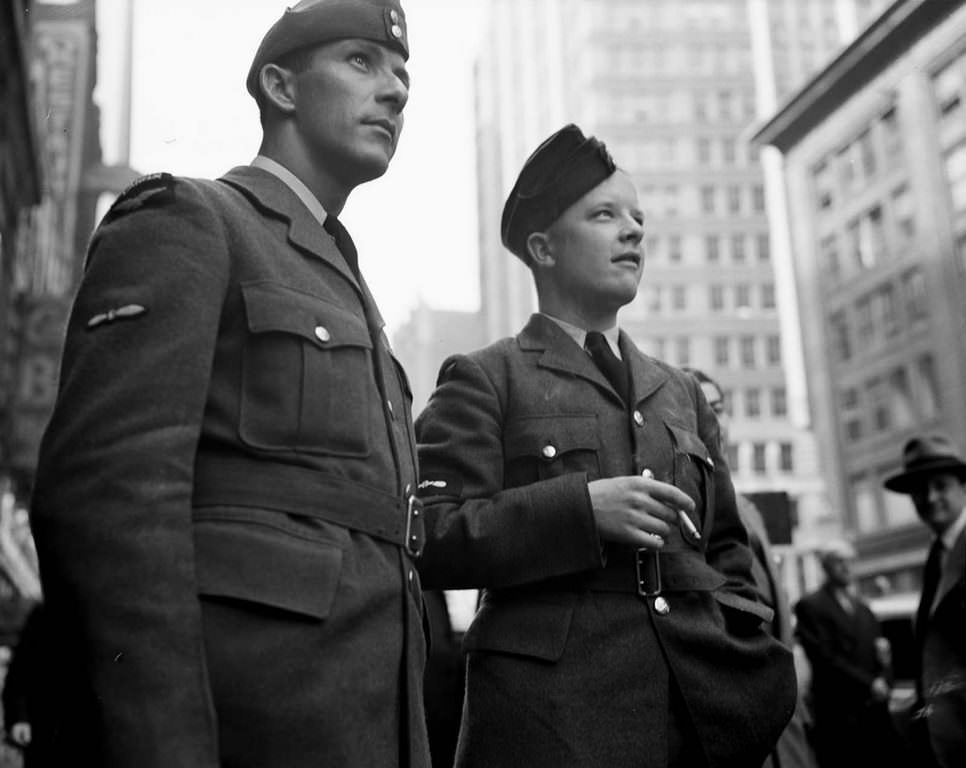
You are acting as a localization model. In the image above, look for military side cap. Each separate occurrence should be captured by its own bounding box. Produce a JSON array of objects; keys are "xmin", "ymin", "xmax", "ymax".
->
[
  {"xmin": 500, "ymin": 124, "xmax": 616, "ymax": 263},
  {"xmin": 247, "ymin": 0, "xmax": 409, "ymax": 97},
  {"xmin": 883, "ymin": 433, "xmax": 966, "ymax": 494}
]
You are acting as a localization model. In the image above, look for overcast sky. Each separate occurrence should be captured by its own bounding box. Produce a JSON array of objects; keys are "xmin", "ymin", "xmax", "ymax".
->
[{"xmin": 94, "ymin": 0, "xmax": 485, "ymax": 331}]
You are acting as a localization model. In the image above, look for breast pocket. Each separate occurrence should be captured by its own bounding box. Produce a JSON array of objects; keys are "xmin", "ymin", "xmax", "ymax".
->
[
  {"xmin": 503, "ymin": 414, "xmax": 600, "ymax": 488},
  {"xmin": 665, "ymin": 422, "xmax": 715, "ymax": 519},
  {"xmin": 239, "ymin": 281, "xmax": 373, "ymax": 457}
]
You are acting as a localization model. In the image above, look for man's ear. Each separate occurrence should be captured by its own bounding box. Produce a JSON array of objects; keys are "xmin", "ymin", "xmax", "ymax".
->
[
  {"xmin": 526, "ymin": 232, "xmax": 555, "ymax": 269},
  {"xmin": 259, "ymin": 63, "xmax": 298, "ymax": 115}
]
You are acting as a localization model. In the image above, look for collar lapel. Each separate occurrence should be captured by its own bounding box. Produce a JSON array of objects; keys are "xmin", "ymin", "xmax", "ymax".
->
[
  {"xmin": 219, "ymin": 166, "xmax": 358, "ymax": 286},
  {"xmin": 621, "ymin": 332, "xmax": 669, "ymax": 406},
  {"xmin": 932, "ymin": 527, "xmax": 966, "ymax": 617}
]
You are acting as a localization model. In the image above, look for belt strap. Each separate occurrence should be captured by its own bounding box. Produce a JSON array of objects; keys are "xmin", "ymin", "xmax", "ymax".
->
[
  {"xmin": 192, "ymin": 455, "xmax": 424, "ymax": 557},
  {"xmin": 585, "ymin": 549, "xmax": 725, "ymax": 595}
]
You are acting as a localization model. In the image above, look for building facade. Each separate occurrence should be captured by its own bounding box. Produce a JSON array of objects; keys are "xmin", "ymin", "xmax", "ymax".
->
[
  {"xmin": 473, "ymin": 0, "xmax": 891, "ymax": 597},
  {"xmin": 754, "ymin": 0, "xmax": 966, "ymax": 594}
]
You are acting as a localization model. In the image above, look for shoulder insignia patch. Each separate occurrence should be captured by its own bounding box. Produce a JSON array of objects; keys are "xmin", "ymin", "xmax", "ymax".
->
[
  {"xmin": 86, "ymin": 304, "xmax": 147, "ymax": 330},
  {"xmin": 109, "ymin": 172, "xmax": 176, "ymax": 216},
  {"xmin": 416, "ymin": 475, "xmax": 463, "ymax": 498}
]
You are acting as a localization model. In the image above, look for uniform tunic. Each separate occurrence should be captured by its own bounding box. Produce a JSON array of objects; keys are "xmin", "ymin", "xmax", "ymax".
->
[{"xmin": 30, "ymin": 166, "xmax": 429, "ymax": 768}]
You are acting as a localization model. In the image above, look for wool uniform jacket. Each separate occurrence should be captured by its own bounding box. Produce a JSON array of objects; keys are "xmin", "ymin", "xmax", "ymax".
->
[
  {"xmin": 917, "ymin": 524, "xmax": 966, "ymax": 767},
  {"xmin": 30, "ymin": 167, "xmax": 429, "ymax": 768},
  {"xmin": 415, "ymin": 314, "xmax": 797, "ymax": 768}
]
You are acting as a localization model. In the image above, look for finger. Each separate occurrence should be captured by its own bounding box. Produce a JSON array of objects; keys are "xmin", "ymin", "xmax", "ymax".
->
[
  {"xmin": 637, "ymin": 478, "xmax": 695, "ymax": 512},
  {"xmin": 623, "ymin": 529, "xmax": 666, "ymax": 549},
  {"xmin": 629, "ymin": 509, "xmax": 673, "ymax": 538}
]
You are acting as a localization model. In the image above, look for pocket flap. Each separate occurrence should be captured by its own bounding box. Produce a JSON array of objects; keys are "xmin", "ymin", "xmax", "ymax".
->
[
  {"xmin": 241, "ymin": 281, "xmax": 372, "ymax": 349},
  {"xmin": 504, "ymin": 415, "xmax": 599, "ymax": 460},
  {"xmin": 194, "ymin": 516, "xmax": 343, "ymax": 619},
  {"xmin": 462, "ymin": 592, "xmax": 576, "ymax": 661},
  {"xmin": 665, "ymin": 422, "xmax": 713, "ymax": 468},
  {"xmin": 714, "ymin": 590, "xmax": 775, "ymax": 624}
]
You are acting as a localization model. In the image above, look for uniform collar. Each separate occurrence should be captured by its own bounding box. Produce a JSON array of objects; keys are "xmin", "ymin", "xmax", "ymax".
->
[
  {"xmin": 539, "ymin": 312, "xmax": 622, "ymax": 359},
  {"xmin": 251, "ymin": 155, "xmax": 328, "ymax": 228}
]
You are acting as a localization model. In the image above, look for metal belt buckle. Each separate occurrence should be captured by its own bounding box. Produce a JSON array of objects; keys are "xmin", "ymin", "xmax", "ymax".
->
[
  {"xmin": 635, "ymin": 548, "xmax": 662, "ymax": 597},
  {"xmin": 404, "ymin": 493, "xmax": 424, "ymax": 558}
]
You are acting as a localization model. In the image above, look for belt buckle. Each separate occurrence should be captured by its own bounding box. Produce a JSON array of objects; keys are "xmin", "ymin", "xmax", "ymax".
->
[
  {"xmin": 635, "ymin": 548, "xmax": 662, "ymax": 597},
  {"xmin": 404, "ymin": 492, "xmax": 424, "ymax": 558}
]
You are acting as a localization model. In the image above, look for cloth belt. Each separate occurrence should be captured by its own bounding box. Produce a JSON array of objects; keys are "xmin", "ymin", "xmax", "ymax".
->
[
  {"xmin": 584, "ymin": 548, "xmax": 726, "ymax": 596},
  {"xmin": 192, "ymin": 455, "xmax": 424, "ymax": 557}
]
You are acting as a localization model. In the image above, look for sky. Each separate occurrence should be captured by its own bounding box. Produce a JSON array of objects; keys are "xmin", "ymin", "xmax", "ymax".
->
[{"xmin": 94, "ymin": 0, "xmax": 485, "ymax": 332}]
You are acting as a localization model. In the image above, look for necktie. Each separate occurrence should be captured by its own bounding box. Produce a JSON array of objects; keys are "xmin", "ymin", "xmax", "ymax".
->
[
  {"xmin": 585, "ymin": 331, "xmax": 629, "ymax": 404},
  {"xmin": 323, "ymin": 215, "xmax": 360, "ymax": 280},
  {"xmin": 917, "ymin": 539, "xmax": 944, "ymax": 638}
]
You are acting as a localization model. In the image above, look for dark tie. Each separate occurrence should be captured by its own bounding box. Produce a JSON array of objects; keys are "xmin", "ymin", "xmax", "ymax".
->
[
  {"xmin": 323, "ymin": 215, "xmax": 360, "ymax": 279},
  {"xmin": 916, "ymin": 539, "xmax": 944, "ymax": 643},
  {"xmin": 585, "ymin": 331, "xmax": 629, "ymax": 404}
]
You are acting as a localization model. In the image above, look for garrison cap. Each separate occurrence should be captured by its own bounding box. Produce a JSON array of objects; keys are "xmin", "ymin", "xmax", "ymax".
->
[
  {"xmin": 500, "ymin": 123, "xmax": 617, "ymax": 263},
  {"xmin": 247, "ymin": 0, "xmax": 409, "ymax": 98}
]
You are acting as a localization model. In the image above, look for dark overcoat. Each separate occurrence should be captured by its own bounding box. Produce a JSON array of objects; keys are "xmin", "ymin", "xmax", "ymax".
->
[
  {"xmin": 30, "ymin": 167, "xmax": 429, "ymax": 768},
  {"xmin": 415, "ymin": 314, "xmax": 796, "ymax": 768},
  {"xmin": 917, "ymin": 524, "xmax": 966, "ymax": 767}
]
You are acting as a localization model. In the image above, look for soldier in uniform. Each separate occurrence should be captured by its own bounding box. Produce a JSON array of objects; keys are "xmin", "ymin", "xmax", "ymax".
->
[
  {"xmin": 414, "ymin": 124, "xmax": 796, "ymax": 768},
  {"xmin": 29, "ymin": 1, "xmax": 428, "ymax": 766}
]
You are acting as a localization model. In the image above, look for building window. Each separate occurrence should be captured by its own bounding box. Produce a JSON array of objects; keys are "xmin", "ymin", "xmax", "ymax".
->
[
  {"xmin": 813, "ymin": 159, "xmax": 834, "ymax": 211},
  {"xmin": 880, "ymin": 106, "xmax": 903, "ymax": 169},
  {"xmin": 701, "ymin": 185, "xmax": 716, "ymax": 213},
  {"xmin": 672, "ymin": 284, "xmax": 687, "ymax": 311},
  {"xmin": 761, "ymin": 282, "xmax": 776, "ymax": 309},
  {"xmin": 668, "ymin": 235, "xmax": 683, "ymax": 262},
  {"xmin": 676, "ymin": 337, "xmax": 691, "ymax": 366},
  {"xmin": 752, "ymin": 184, "xmax": 765, "ymax": 212},
  {"xmin": 714, "ymin": 336, "xmax": 730, "ymax": 366},
  {"xmin": 718, "ymin": 89, "xmax": 733, "ymax": 120},
  {"xmin": 731, "ymin": 234, "xmax": 746, "ymax": 263},
  {"xmin": 766, "ymin": 335, "xmax": 782, "ymax": 366},
  {"xmin": 646, "ymin": 285, "xmax": 663, "ymax": 313},
  {"xmin": 645, "ymin": 235, "xmax": 660, "ymax": 262},
  {"xmin": 889, "ymin": 367, "xmax": 916, "ymax": 429},
  {"xmin": 779, "ymin": 442, "xmax": 794, "ymax": 472},
  {"xmin": 933, "ymin": 57, "xmax": 964, "ymax": 126},
  {"xmin": 706, "ymin": 234, "xmax": 720, "ymax": 262},
  {"xmin": 866, "ymin": 376, "xmax": 891, "ymax": 432},
  {"xmin": 740, "ymin": 336, "xmax": 756, "ymax": 367},
  {"xmin": 697, "ymin": 137, "xmax": 712, "ymax": 164},
  {"xmin": 746, "ymin": 388, "xmax": 761, "ymax": 418},
  {"xmin": 828, "ymin": 311, "xmax": 851, "ymax": 362},
  {"xmin": 857, "ymin": 129, "xmax": 877, "ymax": 180},
  {"xmin": 874, "ymin": 283, "xmax": 900, "ymax": 338},
  {"xmin": 665, "ymin": 185, "xmax": 680, "ymax": 216},
  {"xmin": 819, "ymin": 234, "xmax": 840, "ymax": 280},
  {"xmin": 944, "ymin": 141, "xmax": 966, "ymax": 214},
  {"xmin": 757, "ymin": 233, "xmax": 770, "ymax": 262},
  {"xmin": 772, "ymin": 386, "xmax": 787, "ymax": 417},
  {"xmin": 901, "ymin": 267, "xmax": 928, "ymax": 325},
  {"xmin": 735, "ymin": 283, "xmax": 752, "ymax": 310},
  {"xmin": 722, "ymin": 138, "xmax": 736, "ymax": 165},
  {"xmin": 727, "ymin": 443, "xmax": 739, "ymax": 472},
  {"xmin": 752, "ymin": 442, "xmax": 767, "ymax": 473},
  {"xmin": 710, "ymin": 284, "xmax": 725, "ymax": 311},
  {"xmin": 916, "ymin": 354, "xmax": 941, "ymax": 420},
  {"xmin": 855, "ymin": 295, "xmax": 874, "ymax": 347},
  {"xmin": 652, "ymin": 337, "xmax": 666, "ymax": 359},
  {"xmin": 891, "ymin": 184, "xmax": 915, "ymax": 240},
  {"xmin": 727, "ymin": 185, "xmax": 741, "ymax": 214}
]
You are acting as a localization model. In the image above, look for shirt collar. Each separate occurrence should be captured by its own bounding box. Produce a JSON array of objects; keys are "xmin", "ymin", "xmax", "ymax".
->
[
  {"xmin": 540, "ymin": 313, "xmax": 622, "ymax": 359},
  {"xmin": 941, "ymin": 505, "xmax": 966, "ymax": 551},
  {"xmin": 251, "ymin": 155, "xmax": 328, "ymax": 228}
]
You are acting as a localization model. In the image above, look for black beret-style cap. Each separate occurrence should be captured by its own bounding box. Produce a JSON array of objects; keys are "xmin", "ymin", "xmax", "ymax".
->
[
  {"xmin": 247, "ymin": 0, "xmax": 409, "ymax": 98},
  {"xmin": 500, "ymin": 124, "xmax": 617, "ymax": 263}
]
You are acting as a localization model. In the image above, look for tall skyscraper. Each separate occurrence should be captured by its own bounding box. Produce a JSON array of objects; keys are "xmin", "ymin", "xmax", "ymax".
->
[{"xmin": 474, "ymin": 0, "xmax": 891, "ymax": 594}]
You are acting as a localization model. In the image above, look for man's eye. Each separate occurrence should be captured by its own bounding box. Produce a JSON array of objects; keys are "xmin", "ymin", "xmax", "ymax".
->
[{"xmin": 350, "ymin": 53, "xmax": 369, "ymax": 68}]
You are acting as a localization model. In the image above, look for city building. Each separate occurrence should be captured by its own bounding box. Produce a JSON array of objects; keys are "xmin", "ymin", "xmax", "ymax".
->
[
  {"xmin": 473, "ymin": 0, "xmax": 891, "ymax": 598},
  {"xmin": 753, "ymin": 0, "xmax": 966, "ymax": 593}
]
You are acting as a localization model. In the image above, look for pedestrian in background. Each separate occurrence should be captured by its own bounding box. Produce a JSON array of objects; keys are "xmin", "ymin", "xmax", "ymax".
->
[
  {"xmin": 684, "ymin": 367, "xmax": 818, "ymax": 768},
  {"xmin": 794, "ymin": 541, "xmax": 905, "ymax": 768},
  {"xmin": 28, "ymin": 1, "xmax": 428, "ymax": 766},
  {"xmin": 415, "ymin": 124, "xmax": 796, "ymax": 768},
  {"xmin": 884, "ymin": 434, "xmax": 966, "ymax": 768}
]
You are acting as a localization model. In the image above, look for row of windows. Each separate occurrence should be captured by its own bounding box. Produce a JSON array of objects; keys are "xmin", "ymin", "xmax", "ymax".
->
[
  {"xmin": 812, "ymin": 105, "xmax": 904, "ymax": 213},
  {"xmin": 640, "ymin": 183, "xmax": 766, "ymax": 218},
  {"xmin": 607, "ymin": 135, "xmax": 760, "ymax": 170},
  {"xmin": 596, "ymin": 45, "xmax": 753, "ymax": 79},
  {"xmin": 826, "ymin": 268, "xmax": 929, "ymax": 363},
  {"xmin": 727, "ymin": 440, "xmax": 796, "ymax": 475},
  {"xmin": 642, "ymin": 334, "xmax": 782, "ymax": 369},
  {"xmin": 638, "ymin": 282, "xmax": 776, "ymax": 315},
  {"xmin": 719, "ymin": 386, "xmax": 788, "ymax": 420},
  {"xmin": 817, "ymin": 184, "xmax": 915, "ymax": 284},
  {"xmin": 838, "ymin": 355, "xmax": 942, "ymax": 444},
  {"xmin": 641, "ymin": 232, "xmax": 770, "ymax": 264}
]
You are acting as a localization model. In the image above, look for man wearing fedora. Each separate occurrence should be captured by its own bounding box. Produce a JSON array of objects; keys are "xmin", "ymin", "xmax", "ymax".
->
[
  {"xmin": 414, "ymin": 124, "xmax": 796, "ymax": 768},
  {"xmin": 884, "ymin": 433, "xmax": 966, "ymax": 768},
  {"xmin": 29, "ymin": 1, "xmax": 428, "ymax": 766}
]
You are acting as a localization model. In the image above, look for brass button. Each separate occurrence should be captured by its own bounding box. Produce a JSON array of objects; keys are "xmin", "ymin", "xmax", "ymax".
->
[
  {"xmin": 633, "ymin": 410, "xmax": 644, "ymax": 427},
  {"xmin": 654, "ymin": 596, "xmax": 670, "ymax": 615},
  {"xmin": 542, "ymin": 444, "xmax": 557, "ymax": 459},
  {"xmin": 391, "ymin": 23, "xmax": 403, "ymax": 38},
  {"xmin": 390, "ymin": 9, "xmax": 399, "ymax": 22},
  {"xmin": 387, "ymin": 400, "xmax": 395, "ymax": 416},
  {"xmin": 408, "ymin": 569, "xmax": 414, "ymax": 584},
  {"xmin": 314, "ymin": 326, "xmax": 331, "ymax": 343}
]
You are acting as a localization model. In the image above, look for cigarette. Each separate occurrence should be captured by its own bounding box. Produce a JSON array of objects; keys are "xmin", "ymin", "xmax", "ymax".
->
[{"xmin": 678, "ymin": 509, "xmax": 701, "ymax": 541}]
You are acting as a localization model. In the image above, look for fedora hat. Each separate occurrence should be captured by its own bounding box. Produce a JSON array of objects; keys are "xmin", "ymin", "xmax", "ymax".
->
[{"xmin": 883, "ymin": 433, "xmax": 966, "ymax": 494}]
